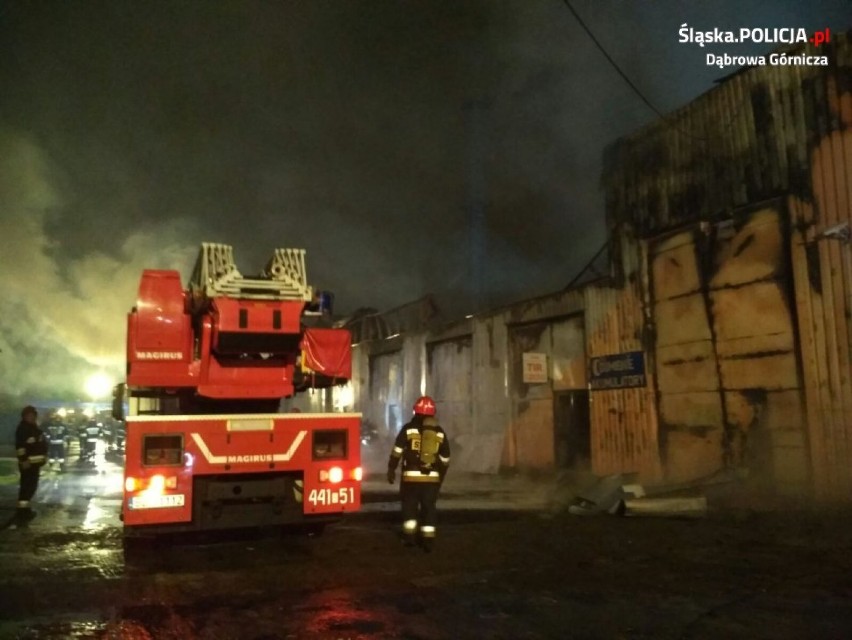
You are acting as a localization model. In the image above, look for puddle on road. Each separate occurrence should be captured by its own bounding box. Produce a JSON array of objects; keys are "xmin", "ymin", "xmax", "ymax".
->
[
  {"xmin": 81, "ymin": 501, "xmax": 115, "ymax": 531},
  {"xmin": 103, "ymin": 605, "xmax": 198, "ymax": 639},
  {"xmin": 9, "ymin": 616, "xmax": 106, "ymax": 640},
  {"xmin": 13, "ymin": 589, "xmax": 413, "ymax": 640},
  {"xmin": 14, "ymin": 609, "xmax": 196, "ymax": 640},
  {"xmin": 295, "ymin": 590, "xmax": 391, "ymax": 638}
]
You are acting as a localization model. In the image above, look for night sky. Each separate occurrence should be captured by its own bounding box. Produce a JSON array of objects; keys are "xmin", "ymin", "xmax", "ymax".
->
[{"xmin": 1, "ymin": 1, "xmax": 848, "ymax": 401}]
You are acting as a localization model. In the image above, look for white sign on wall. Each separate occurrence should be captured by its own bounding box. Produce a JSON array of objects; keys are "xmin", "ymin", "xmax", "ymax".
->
[{"xmin": 522, "ymin": 352, "xmax": 548, "ymax": 384}]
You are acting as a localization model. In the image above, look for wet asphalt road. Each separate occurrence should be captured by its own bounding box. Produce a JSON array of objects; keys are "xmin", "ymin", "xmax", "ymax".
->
[
  {"xmin": 0, "ymin": 443, "xmax": 546, "ymax": 640},
  {"xmin": 2, "ymin": 444, "xmax": 852, "ymax": 639}
]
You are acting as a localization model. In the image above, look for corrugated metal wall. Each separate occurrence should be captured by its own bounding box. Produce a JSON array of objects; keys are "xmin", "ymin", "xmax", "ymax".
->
[
  {"xmin": 650, "ymin": 207, "xmax": 808, "ymax": 493},
  {"xmin": 367, "ymin": 351, "xmax": 404, "ymax": 439},
  {"xmin": 505, "ymin": 315, "xmax": 589, "ymax": 471},
  {"xmin": 788, "ymin": 65, "xmax": 852, "ymax": 498},
  {"xmin": 427, "ymin": 337, "xmax": 475, "ymax": 468},
  {"xmin": 788, "ymin": 36, "xmax": 852, "ymax": 500},
  {"xmin": 350, "ymin": 34, "xmax": 849, "ymax": 494},
  {"xmin": 508, "ymin": 321, "xmax": 555, "ymax": 469},
  {"xmin": 602, "ymin": 32, "xmax": 851, "ymax": 498},
  {"xmin": 585, "ymin": 234, "xmax": 662, "ymax": 482},
  {"xmin": 471, "ymin": 316, "xmax": 512, "ymax": 474},
  {"xmin": 603, "ymin": 33, "xmax": 851, "ymax": 236},
  {"xmin": 651, "ymin": 228, "xmax": 726, "ymax": 481},
  {"xmin": 352, "ymin": 292, "xmax": 595, "ymax": 475},
  {"xmin": 710, "ymin": 208, "xmax": 808, "ymax": 493},
  {"xmin": 400, "ymin": 334, "xmax": 427, "ymax": 430}
]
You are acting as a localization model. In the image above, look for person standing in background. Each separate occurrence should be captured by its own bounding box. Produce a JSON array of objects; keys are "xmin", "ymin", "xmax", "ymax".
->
[{"xmin": 15, "ymin": 405, "xmax": 47, "ymax": 523}]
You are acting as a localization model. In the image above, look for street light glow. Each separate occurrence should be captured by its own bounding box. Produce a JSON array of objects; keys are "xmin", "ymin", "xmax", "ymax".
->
[{"xmin": 85, "ymin": 372, "xmax": 114, "ymax": 401}]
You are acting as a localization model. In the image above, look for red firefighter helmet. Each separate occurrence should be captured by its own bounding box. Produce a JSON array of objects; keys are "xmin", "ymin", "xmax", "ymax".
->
[{"xmin": 413, "ymin": 396, "xmax": 436, "ymax": 416}]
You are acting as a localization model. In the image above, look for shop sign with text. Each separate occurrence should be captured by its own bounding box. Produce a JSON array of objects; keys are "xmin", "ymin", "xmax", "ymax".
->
[{"xmin": 589, "ymin": 351, "xmax": 646, "ymax": 390}]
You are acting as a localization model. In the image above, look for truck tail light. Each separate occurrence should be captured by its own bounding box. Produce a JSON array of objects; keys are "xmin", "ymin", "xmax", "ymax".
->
[
  {"xmin": 148, "ymin": 474, "xmax": 166, "ymax": 494},
  {"xmin": 125, "ymin": 475, "xmax": 178, "ymax": 494},
  {"xmin": 319, "ymin": 466, "xmax": 344, "ymax": 483}
]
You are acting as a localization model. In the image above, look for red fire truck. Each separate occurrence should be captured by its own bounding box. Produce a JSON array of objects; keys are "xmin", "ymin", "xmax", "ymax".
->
[{"xmin": 113, "ymin": 243, "xmax": 361, "ymax": 536}]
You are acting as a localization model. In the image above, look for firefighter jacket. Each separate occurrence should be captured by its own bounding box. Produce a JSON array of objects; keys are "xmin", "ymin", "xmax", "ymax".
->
[
  {"xmin": 388, "ymin": 415, "xmax": 451, "ymax": 483},
  {"xmin": 15, "ymin": 420, "xmax": 48, "ymax": 467},
  {"xmin": 46, "ymin": 423, "xmax": 67, "ymax": 444}
]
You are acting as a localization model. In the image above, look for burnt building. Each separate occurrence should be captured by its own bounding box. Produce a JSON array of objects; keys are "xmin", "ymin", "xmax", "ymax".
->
[{"xmin": 343, "ymin": 32, "xmax": 851, "ymax": 502}]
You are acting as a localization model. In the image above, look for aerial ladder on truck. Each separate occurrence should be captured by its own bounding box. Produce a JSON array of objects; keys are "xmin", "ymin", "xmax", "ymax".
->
[{"xmin": 113, "ymin": 243, "xmax": 360, "ymax": 537}]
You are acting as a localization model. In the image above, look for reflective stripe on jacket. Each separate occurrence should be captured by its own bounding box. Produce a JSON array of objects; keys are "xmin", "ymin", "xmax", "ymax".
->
[
  {"xmin": 15, "ymin": 421, "xmax": 48, "ymax": 466},
  {"xmin": 388, "ymin": 416, "xmax": 451, "ymax": 483}
]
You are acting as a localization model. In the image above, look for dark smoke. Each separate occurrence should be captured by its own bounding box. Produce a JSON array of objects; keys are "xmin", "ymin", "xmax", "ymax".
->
[{"xmin": 0, "ymin": 1, "xmax": 847, "ymax": 400}]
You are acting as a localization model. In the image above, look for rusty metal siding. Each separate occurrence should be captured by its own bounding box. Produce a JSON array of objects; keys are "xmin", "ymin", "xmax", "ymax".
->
[
  {"xmin": 791, "ymin": 194, "xmax": 852, "ymax": 500},
  {"xmin": 788, "ymin": 50, "xmax": 852, "ymax": 498},
  {"xmin": 508, "ymin": 322, "xmax": 555, "ymax": 470},
  {"xmin": 603, "ymin": 33, "xmax": 851, "ymax": 236},
  {"xmin": 504, "ymin": 316, "xmax": 588, "ymax": 472},
  {"xmin": 585, "ymin": 233, "xmax": 662, "ymax": 482},
  {"xmin": 710, "ymin": 208, "xmax": 807, "ymax": 495},
  {"xmin": 651, "ymin": 229, "xmax": 725, "ymax": 481},
  {"xmin": 504, "ymin": 289, "xmax": 585, "ymax": 325},
  {"xmin": 603, "ymin": 33, "xmax": 850, "ymax": 498},
  {"xmin": 500, "ymin": 287, "xmax": 587, "ymax": 467},
  {"xmin": 346, "ymin": 296, "xmax": 441, "ymax": 343},
  {"xmin": 650, "ymin": 207, "xmax": 808, "ymax": 491}
]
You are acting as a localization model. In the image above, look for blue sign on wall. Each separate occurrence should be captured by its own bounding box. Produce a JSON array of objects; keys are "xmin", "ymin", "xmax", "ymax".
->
[{"xmin": 589, "ymin": 351, "xmax": 646, "ymax": 390}]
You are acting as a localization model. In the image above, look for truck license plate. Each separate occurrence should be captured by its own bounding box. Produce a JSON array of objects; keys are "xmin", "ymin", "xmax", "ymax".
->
[{"xmin": 129, "ymin": 494, "xmax": 186, "ymax": 510}]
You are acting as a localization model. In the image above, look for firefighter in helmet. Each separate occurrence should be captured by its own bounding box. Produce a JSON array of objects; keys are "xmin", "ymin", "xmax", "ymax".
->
[
  {"xmin": 45, "ymin": 415, "xmax": 68, "ymax": 469},
  {"xmin": 387, "ymin": 395, "xmax": 451, "ymax": 552},
  {"xmin": 14, "ymin": 405, "xmax": 48, "ymax": 523}
]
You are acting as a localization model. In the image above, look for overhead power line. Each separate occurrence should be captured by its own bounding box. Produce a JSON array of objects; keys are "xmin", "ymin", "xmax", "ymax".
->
[
  {"xmin": 560, "ymin": 0, "xmax": 752, "ymax": 144},
  {"xmin": 561, "ymin": 0, "xmax": 667, "ymax": 120}
]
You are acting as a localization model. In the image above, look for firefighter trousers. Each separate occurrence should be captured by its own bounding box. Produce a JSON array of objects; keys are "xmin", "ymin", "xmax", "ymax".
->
[
  {"xmin": 18, "ymin": 465, "xmax": 41, "ymax": 507},
  {"xmin": 49, "ymin": 442, "xmax": 66, "ymax": 463},
  {"xmin": 400, "ymin": 481, "xmax": 441, "ymax": 539}
]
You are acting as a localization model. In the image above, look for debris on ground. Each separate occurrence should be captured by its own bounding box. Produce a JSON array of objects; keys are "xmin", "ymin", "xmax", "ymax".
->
[
  {"xmin": 622, "ymin": 496, "xmax": 708, "ymax": 518},
  {"xmin": 566, "ymin": 473, "xmax": 641, "ymax": 516},
  {"xmin": 566, "ymin": 468, "xmax": 744, "ymax": 518}
]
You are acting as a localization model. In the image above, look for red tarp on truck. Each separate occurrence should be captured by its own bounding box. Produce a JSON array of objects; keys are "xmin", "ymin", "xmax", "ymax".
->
[{"xmin": 301, "ymin": 328, "xmax": 352, "ymax": 379}]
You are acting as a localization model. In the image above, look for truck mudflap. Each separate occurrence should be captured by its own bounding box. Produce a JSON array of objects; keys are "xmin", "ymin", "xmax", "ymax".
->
[{"xmin": 122, "ymin": 412, "xmax": 361, "ymax": 530}]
